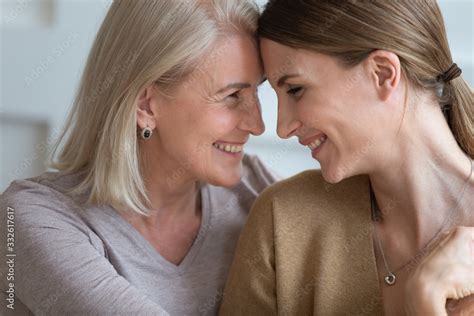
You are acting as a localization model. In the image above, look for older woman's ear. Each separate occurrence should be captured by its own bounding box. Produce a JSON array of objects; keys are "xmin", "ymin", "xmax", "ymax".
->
[{"xmin": 137, "ymin": 85, "xmax": 159, "ymax": 131}]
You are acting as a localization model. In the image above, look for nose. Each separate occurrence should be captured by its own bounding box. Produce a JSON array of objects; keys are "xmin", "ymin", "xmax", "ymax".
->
[
  {"xmin": 276, "ymin": 98, "xmax": 301, "ymax": 139},
  {"xmin": 239, "ymin": 96, "xmax": 265, "ymax": 136}
]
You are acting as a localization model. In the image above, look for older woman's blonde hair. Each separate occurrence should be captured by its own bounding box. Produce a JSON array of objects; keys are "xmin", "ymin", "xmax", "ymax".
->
[{"xmin": 49, "ymin": 0, "xmax": 260, "ymax": 216}]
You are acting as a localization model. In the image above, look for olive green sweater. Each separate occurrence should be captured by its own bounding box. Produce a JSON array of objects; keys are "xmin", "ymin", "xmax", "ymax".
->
[{"xmin": 220, "ymin": 170, "xmax": 385, "ymax": 315}]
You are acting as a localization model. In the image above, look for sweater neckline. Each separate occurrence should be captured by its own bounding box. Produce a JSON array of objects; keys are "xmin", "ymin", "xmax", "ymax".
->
[{"xmin": 106, "ymin": 184, "xmax": 212, "ymax": 274}]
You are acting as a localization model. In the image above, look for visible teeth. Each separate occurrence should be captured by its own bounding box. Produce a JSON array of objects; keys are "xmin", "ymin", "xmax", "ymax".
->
[
  {"xmin": 308, "ymin": 136, "xmax": 327, "ymax": 151},
  {"xmin": 213, "ymin": 143, "xmax": 243, "ymax": 153}
]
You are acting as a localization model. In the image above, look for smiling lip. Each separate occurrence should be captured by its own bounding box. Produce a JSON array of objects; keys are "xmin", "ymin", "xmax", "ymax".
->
[
  {"xmin": 311, "ymin": 140, "xmax": 326, "ymax": 158},
  {"xmin": 212, "ymin": 141, "xmax": 246, "ymax": 155},
  {"xmin": 214, "ymin": 141, "xmax": 246, "ymax": 145},
  {"xmin": 298, "ymin": 133, "xmax": 328, "ymax": 159},
  {"xmin": 299, "ymin": 134, "xmax": 326, "ymax": 146}
]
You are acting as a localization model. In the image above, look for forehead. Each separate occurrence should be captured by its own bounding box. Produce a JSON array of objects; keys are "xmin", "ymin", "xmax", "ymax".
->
[
  {"xmin": 260, "ymin": 38, "xmax": 341, "ymax": 84},
  {"xmin": 259, "ymin": 39, "xmax": 303, "ymax": 83},
  {"xmin": 213, "ymin": 35, "xmax": 261, "ymax": 74},
  {"xmin": 192, "ymin": 35, "xmax": 263, "ymax": 89},
  {"xmin": 260, "ymin": 38, "xmax": 297, "ymax": 62}
]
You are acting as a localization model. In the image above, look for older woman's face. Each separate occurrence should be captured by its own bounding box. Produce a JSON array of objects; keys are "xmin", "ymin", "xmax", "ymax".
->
[
  {"xmin": 260, "ymin": 39, "xmax": 403, "ymax": 183},
  {"xmin": 149, "ymin": 34, "xmax": 265, "ymax": 188}
]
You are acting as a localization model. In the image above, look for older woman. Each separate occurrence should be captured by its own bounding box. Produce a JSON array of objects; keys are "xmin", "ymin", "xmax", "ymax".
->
[
  {"xmin": 221, "ymin": 0, "xmax": 473, "ymax": 315},
  {"xmin": 0, "ymin": 1, "xmax": 277, "ymax": 315}
]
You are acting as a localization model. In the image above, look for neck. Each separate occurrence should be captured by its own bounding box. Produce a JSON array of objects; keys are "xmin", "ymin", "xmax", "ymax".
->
[
  {"xmin": 369, "ymin": 104, "xmax": 472, "ymax": 253},
  {"xmin": 124, "ymin": 139, "xmax": 201, "ymax": 227}
]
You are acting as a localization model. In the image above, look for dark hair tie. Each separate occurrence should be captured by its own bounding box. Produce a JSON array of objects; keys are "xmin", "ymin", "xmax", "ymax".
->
[{"xmin": 437, "ymin": 63, "xmax": 462, "ymax": 83}]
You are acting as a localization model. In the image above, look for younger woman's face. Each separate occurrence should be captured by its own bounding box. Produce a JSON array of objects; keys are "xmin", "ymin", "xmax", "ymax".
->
[{"xmin": 260, "ymin": 38, "xmax": 404, "ymax": 183}]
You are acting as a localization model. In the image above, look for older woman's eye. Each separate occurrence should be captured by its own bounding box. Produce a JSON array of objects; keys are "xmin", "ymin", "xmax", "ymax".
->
[
  {"xmin": 227, "ymin": 91, "xmax": 239, "ymax": 99},
  {"xmin": 287, "ymin": 87, "xmax": 303, "ymax": 97},
  {"xmin": 224, "ymin": 91, "xmax": 240, "ymax": 105}
]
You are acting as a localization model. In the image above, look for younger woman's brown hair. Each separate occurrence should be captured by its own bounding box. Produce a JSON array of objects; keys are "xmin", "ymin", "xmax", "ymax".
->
[{"xmin": 258, "ymin": 0, "xmax": 473, "ymax": 158}]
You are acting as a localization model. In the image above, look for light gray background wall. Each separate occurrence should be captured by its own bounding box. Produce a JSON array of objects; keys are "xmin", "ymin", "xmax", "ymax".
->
[{"xmin": 1, "ymin": 0, "xmax": 472, "ymax": 191}]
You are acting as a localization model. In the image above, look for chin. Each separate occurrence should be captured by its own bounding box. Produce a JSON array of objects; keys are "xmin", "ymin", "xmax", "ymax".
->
[
  {"xmin": 320, "ymin": 162, "xmax": 351, "ymax": 184},
  {"xmin": 321, "ymin": 169, "xmax": 342, "ymax": 184},
  {"xmin": 209, "ymin": 176, "xmax": 241, "ymax": 188},
  {"xmin": 205, "ymin": 167, "xmax": 242, "ymax": 188}
]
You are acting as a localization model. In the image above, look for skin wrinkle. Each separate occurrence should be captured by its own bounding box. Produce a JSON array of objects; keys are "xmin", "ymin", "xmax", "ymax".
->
[{"xmin": 119, "ymin": 33, "xmax": 265, "ymax": 266}]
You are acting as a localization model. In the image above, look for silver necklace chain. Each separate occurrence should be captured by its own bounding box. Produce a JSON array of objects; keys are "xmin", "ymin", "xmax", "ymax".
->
[{"xmin": 371, "ymin": 158, "xmax": 473, "ymax": 286}]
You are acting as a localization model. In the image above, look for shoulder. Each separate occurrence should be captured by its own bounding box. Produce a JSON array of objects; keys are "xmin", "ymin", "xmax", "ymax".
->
[
  {"xmin": 241, "ymin": 170, "xmax": 373, "ymax": 268},
  {"xmin": 1, "ymin": 170, "xmax": 86, "ymax": 207},
  {"xmin": 0, "ymin": 172, "xmax": 90, "ymax": 233},
  {"xmin": 258, "ymin": 169, "xmax": 369, "ymax": 202},
  {"xmin": 2, "ymin": 174, "xmax": 65, "ymax": 210},
  {"xmin": 253, "ymin": 169, "xmax": 370, "ymax": 223}
]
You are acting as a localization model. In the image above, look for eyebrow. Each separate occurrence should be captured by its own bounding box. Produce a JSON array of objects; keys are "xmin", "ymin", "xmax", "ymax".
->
[
  {"xmin": 216, "ymin": 83, "xmax": 251, "ymax": 94},
  {"xmin": 216, "ymin": 77, "xmax": 267, "ymax": 94},
  {"xmin": 277, "ymin": 74, "xmax": 300, "ymax": 87}
]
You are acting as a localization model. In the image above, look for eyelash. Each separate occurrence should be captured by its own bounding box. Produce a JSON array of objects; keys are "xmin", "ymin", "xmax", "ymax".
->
[
  {"xmin": 226, "ymin": 91, "xmax": 240, "ymax": 100},
  {"xmin": 287, "ymin": 87, "xmax": 303, "ymax": 97}
]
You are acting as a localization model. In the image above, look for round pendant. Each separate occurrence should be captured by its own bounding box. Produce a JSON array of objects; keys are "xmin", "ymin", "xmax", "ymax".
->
[{"xmin": 384, "ymin": 273, "xmax": 396, "ymax": 285}]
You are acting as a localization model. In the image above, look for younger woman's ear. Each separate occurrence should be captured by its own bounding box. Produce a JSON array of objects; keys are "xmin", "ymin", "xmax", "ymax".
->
[
  {"xmin": 366, "ymin": 50, "xmax": 401, "ymax": 102},
  {"xmin": 136, "ymin": 84, "xmax": 158, "ymax": 130}
]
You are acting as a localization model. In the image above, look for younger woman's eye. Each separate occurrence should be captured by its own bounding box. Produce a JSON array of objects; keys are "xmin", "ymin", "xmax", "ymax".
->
[{"xmin": 287, "ymin": 87, "xmax": 303, "ymax": 97}]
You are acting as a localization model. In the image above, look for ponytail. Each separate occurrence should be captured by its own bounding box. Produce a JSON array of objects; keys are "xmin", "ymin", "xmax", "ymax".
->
[{"xmin": 445, "ymin": 77, "xmax": 473, "ymax": 158}]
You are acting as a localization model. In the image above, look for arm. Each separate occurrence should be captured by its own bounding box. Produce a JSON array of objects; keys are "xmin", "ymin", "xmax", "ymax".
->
[
  {"xmin": 219, "ymin": 190, "xmax": 278, "ymax": 315},
  {"xmin": 0, "ymin": 183, "xmax": 169, "ymax": 316}
]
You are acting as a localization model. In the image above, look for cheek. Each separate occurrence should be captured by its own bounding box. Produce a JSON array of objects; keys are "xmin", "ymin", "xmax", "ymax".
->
[
  {"xmin": 201, "ymin": 109, "xmax": 240, "ymax": 139},
  {"xmin": 324, "ymin": 120, "xmax": 376, "ymax": 181},
  {"xmin": 305, "ymin": 96, "xmax": 373, "ymax": 179},
  {"xmin": 157, "ymin": 107, "xmax": 206, "ymax": 159},
  {"xmin": 297, "ymin": 92, "xmax": 326, "ymax": 126},
  {"xmin": 189, "ymin": 110, "xmax": 240, "ymax": 161}
]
